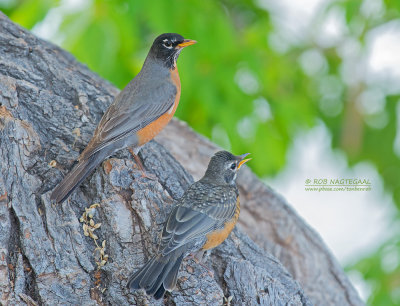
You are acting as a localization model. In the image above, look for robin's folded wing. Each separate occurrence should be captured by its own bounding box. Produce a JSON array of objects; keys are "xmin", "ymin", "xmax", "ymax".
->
[
  {"xmin": 159, "ymin": 193, "xmax": 237, "ymax": 256},
  {"xmin": 80, "ymin": 81, "xmax": 177, "ymax": 159}
]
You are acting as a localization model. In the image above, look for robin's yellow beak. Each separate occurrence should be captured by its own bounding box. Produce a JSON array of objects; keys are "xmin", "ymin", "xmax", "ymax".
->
[
  {"xmin": 237, "ymin": 153, "xmax": 251, "ymax": 169},
  {"xmin": 177, "ymin": 39, "xmax": 197, "ymax": 48}
]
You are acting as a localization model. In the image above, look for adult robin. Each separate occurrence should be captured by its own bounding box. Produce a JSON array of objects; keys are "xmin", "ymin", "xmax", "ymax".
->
[
  {"xmin": 50, "ymin": 33, "xmax": 196, "ymax": 204},
  {"xmin": 127, "ymin": 150, "xmax": 251, "ymax": 299}
]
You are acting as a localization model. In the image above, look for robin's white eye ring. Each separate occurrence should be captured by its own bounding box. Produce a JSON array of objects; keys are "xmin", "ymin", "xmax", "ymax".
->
[
  {"xmin": 163, "ymin": 41, "xmax": 173, "ymax": 48},
  {"xmin": 230, "ymin": 163, "xmax": 236, "ymax": 170}
]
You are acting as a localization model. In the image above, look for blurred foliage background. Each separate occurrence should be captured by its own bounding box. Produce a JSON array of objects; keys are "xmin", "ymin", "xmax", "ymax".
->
[{"xmin": 1, "ymin": 0, "xmax": 400, "ymax": 304}]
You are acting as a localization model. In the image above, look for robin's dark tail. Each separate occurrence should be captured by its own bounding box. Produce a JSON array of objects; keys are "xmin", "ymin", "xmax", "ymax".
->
[
  {"xmin": 50, "ymin": 153, "xmax": 105, "ymax": 204},
  {"xmin": 127, "ymin": 253, "xmax": 184, "ymax": 300}
]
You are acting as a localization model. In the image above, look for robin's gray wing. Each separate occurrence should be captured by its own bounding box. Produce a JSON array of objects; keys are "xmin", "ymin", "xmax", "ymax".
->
[
  {"xmin": 159, "ymin": 186, "xmax": 238, "ymax": 256},
  {"xmin": 80, "ymin": 80, "xmax": 177, "ymax": 160}
]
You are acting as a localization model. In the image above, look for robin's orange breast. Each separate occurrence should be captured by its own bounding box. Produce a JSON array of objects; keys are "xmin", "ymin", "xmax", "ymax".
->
[
  {"xmin": 137, "ymin": 68, "xmax": 181, "ymax": 146},
  {"xmin": 202, "ymin": 198, "xmax": 241, "ymax": 250}
]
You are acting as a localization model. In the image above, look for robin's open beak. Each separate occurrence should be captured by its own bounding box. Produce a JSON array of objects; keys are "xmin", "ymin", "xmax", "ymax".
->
[
  {"xmin": 237, "ymin": 153, "xmax": 251, "ymax": 169},
  {"xmin": 177, "ymin": 39, "xmax": 197, "ymax": 48}
]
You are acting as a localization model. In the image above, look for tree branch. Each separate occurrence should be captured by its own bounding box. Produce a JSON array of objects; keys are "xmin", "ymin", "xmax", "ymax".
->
[{"xmin": 0, "ymin": 12, "xmax": 362, "ymax": 305}]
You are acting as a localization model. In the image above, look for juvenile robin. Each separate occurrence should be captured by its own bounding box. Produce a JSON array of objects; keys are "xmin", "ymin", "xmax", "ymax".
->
[
  {"xmin": 50, "ymin": 33, "xmax": 196, "ymax": 204},
  {"xmin": 127, "ymin": 150, "xmax": 251, "ymax": 299}
]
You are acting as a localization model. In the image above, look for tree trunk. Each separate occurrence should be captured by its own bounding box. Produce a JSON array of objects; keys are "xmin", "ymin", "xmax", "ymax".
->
[{"xmin": 0, "ymin": 12, "xmax": 363, "ymax": 305}]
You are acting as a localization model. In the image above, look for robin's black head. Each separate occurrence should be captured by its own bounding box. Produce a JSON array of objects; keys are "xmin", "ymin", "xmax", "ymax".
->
[
  {"xmin": 202, "ymin": 151, "xmax": 251, "ymax": 186},
  {"xmin": 149, "ymin": 33, "xmax": 196, "ymax": 69}
]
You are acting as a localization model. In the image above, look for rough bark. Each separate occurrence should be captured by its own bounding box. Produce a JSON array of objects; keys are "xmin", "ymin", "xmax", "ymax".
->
[{"xmin": 0, "ymin": 12, "xmax": 363, "ymax": 306}]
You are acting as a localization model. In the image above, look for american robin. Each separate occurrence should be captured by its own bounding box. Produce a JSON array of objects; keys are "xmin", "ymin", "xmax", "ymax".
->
[
  {"xmin": 50, "ymin": 33, "xmax": 196, "ymax": 204},
  {"xmin": 127, "ymin": 150, "xmax": 251, "ymax": 299}
]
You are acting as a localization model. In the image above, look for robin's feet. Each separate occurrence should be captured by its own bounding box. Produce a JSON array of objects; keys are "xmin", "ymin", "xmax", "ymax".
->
[
  {"xmin": 187, "ymin": 251, "xmax": 214, "ymax": 277},
  {"xmin": 128, "ymin": 149, "xmax": 157, "ymax": 180}
]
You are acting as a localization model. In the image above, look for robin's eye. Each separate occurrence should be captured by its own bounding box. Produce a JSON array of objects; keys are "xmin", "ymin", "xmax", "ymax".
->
[
  {"xmin": 163, "ymin": 41, "xmax": 173, "ymax": 48},
  {"xmin": 230, "ymin": 163, "xmax": 236, "ymax": 170}
]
